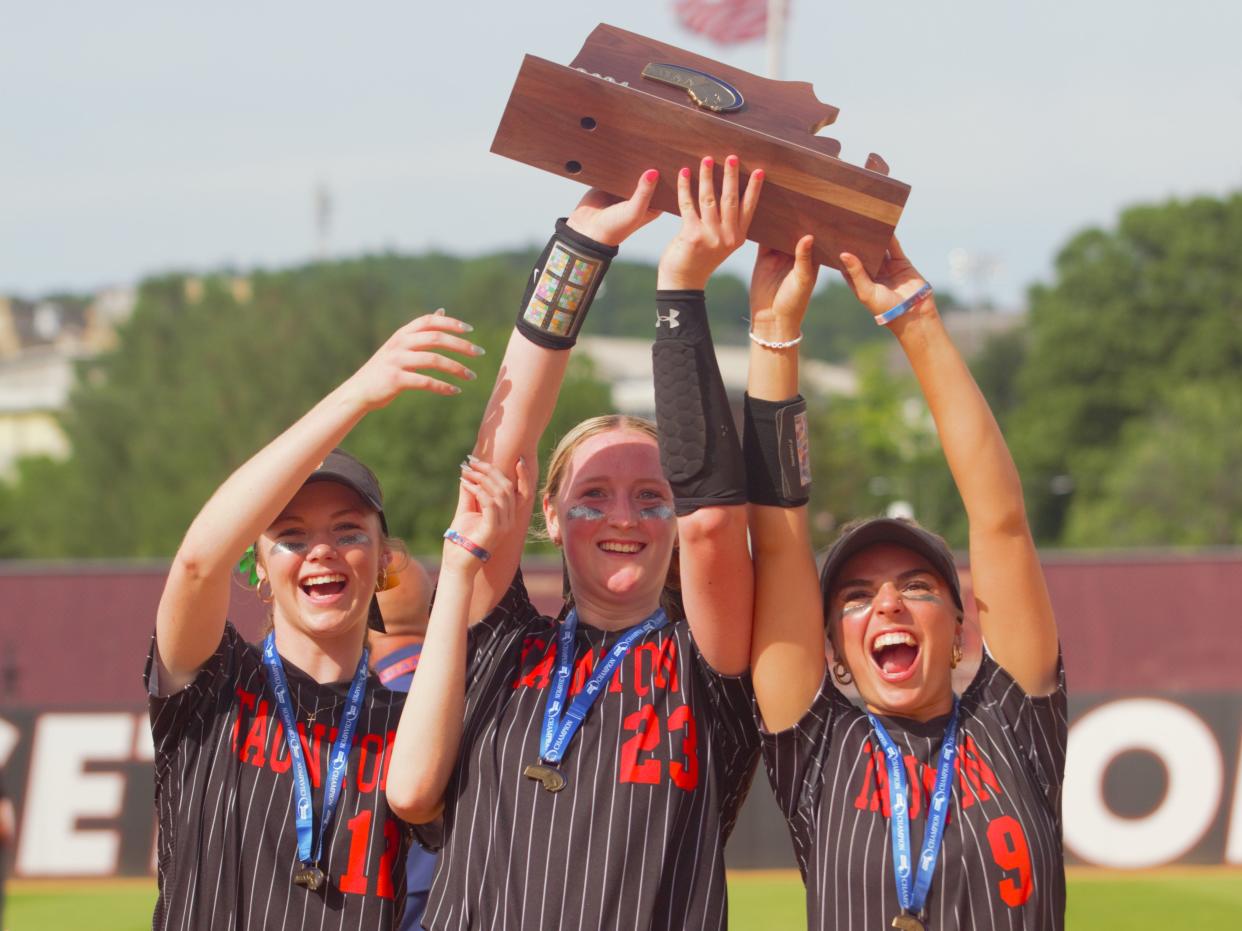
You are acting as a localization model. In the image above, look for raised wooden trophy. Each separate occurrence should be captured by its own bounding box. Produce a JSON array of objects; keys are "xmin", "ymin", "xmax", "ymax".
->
[{"xmin": 491, "ymin": 24, "xmax": 909, "ymax": 274}]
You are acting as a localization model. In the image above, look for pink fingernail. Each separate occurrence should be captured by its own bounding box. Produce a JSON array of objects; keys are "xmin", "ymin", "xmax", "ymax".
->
[
  {"xmin": 726, "ymin": 155, "xmax": 738, "ymax": 167},
  {"xmin": 643, "ymin": 169, "xmax": 659, "ymax": 182},
  {"xmin": 753, "ymin": 169, "xmax": 765, "ymax": 181},
  {"xmin": 703, "ymin": 156, "xmax": 714, "ymax": 168},
  {"xmin": 680, "ymin": 167, "xmax": 691, "ymax": 179}
]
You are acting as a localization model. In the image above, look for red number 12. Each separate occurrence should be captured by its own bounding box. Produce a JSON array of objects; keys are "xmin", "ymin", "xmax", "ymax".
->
[{"xmin": 339, "ymin": 810, "xmax": 398, "ymax": 898}]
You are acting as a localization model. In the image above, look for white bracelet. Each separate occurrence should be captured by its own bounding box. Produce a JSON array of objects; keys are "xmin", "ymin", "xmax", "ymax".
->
[{"xmin": 748, "ymin": 329, "xmax": 803, "ymax": 350}]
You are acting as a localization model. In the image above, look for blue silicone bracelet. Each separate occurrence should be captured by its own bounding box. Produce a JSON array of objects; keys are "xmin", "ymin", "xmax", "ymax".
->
[
  {"xmin": 443, "ymin": 529, "xmax": 491, "ymax": 562},
  {"xmin": 874, "ymin": 282, "xmax": 933, "ymax": 326}
]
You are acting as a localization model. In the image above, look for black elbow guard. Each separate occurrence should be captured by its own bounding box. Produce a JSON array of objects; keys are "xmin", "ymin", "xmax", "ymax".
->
[
  {"xmin": 515, "ymin": 219, "xmax": 617, "ymax": 350},
  {"xmin": 743, "ymin": 393, "xmax": 812, "ymax": 507},
  {"xmin": 652, "ymin": 290, "xmax": 746, "ymax": 515}
]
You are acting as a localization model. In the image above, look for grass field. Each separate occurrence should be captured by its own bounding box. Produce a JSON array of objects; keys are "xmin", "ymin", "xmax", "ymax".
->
[{"xmin": 7, "ymin": 869, "xmax": 1242, "ymax": 929}]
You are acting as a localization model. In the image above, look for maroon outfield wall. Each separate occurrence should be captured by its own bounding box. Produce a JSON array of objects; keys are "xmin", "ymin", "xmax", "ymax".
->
[{"xmin": 1, "ymin": 551, "xmax": 1240, "ymax": 876}]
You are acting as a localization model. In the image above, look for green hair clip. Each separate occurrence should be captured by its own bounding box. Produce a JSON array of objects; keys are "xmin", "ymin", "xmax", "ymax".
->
[{"xmin": 237, "ymin": 545, "xmax": 259, "ymax": 587}]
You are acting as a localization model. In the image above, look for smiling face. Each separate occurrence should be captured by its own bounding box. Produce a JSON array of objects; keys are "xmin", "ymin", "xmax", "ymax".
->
[
  {"xmin": 256, "ymin": 481, "xmax": 386, "ymax": 644},
  {"xmin": 827, "ymin": 543, "xmax": 961, "ymax": 721},
  {"xmin": 543, "ymin": 428, "xmax": 677, "ymax": 625}
]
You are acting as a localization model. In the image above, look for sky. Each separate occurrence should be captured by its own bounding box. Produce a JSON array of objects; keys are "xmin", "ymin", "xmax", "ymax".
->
[{"xmin": 3, "ymin": 0, "xmax": 1240, "ymax": 307}]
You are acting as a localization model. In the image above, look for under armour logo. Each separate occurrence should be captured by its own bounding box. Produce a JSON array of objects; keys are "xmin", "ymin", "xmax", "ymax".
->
[{"xmin": 656, "ymin": 308, "xmax": 680, "ymax": 329}]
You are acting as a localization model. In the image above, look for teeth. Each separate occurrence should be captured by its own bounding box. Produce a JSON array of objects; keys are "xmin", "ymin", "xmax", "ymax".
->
[
  {"xmin": 872, "ymin": 631, "xmax": 917, "ymax": 652},
  {"xmin": 599, "ymin": 542, "xmax": 643, "ymax": 554},
  {"xmin": 303, "ymin": 574, "xmax": 346, "ymax": 586}
]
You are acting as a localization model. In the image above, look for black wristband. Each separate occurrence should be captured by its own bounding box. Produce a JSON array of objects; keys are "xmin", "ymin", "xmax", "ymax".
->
[
  {"xmin": 515, "ymin": 219, "xmax": 617, "ymax": 350},
  {"xmin": 743, "ymin": 393, "xmax": 812, "ymax": 507},
  {"xmin": 653, "ymin": 290, "xmax": 747, "ymax": 515}
]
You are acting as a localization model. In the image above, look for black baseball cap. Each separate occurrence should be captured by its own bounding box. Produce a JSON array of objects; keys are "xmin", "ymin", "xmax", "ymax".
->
[
  {"xmin": 302, "ymin": 447, "xmax": 388, "ymax": 631},
  {"xmin": 304, "ymin": 448, "xmax": 388, "ymax": 534},
  {"xmin": 819, "ymin": 517, "xmax": 964, "ymax": 616}
]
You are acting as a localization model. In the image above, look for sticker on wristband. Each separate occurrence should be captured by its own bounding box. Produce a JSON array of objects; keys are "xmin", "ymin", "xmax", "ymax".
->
[
  {"xmin": 549, "ymin": 311, "xmax": 575, "ymax": 335},
  {"xmin": 568, "ymin": 259, "xmax": 594, "ymax": 285},
  {"xmin": 524, "ymin": 299, "xmax": 551, "ymax": 327},
  {"xmin": 546, "ymin": 246, "xmax": 571, "ymax": 276},
  {"xmin": 794, "ymin": 410, "xmax": 812, "ymax": 487}
]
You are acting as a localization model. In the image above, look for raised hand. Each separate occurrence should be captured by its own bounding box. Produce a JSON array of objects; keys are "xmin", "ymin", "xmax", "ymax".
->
[
  {"xmin": 344, "ymin": 311, "xmax": 483, "ymax": 411},
  {"xmin": 839, "ymin": 236, "xmax": 927, "ymax": 318},
  {"xmin": 566, "ymin": 170, "xmax": 662, "ymax": 247},
  {"xmin": 444, "ymin": 456, "xmax": 530, "ymax": 573},
  {"xmin": 659, "ymin": 155, "xmax": 764, "ymax": 290},
  {"xmin": 749, "ymin": 235, "xmax": 818, "ymax": 342}
]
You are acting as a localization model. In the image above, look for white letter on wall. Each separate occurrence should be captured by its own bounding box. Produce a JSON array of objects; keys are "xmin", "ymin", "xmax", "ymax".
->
[
  {"xmin": 1064, "ymin": 699, "xmax": 1222, "ymax": 868},
  {"xmin": 17, "ymin": 713, "xmax": 134, "ymax": 876}
]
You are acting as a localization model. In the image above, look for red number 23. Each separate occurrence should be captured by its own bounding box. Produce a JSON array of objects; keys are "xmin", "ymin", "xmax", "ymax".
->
[{"xmin": 619, "ymin": 703, "xmax": 699, "ymax": 791}]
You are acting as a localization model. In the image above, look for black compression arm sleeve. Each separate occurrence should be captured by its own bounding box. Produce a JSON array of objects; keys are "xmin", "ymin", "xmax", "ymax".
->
[{"xmin": 652, "ymin": 290, "xmax": 746, "ymax": 515}]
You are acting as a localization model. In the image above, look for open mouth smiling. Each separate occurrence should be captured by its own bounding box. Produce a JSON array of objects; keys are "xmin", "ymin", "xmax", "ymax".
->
[
  {"xmin": 869, "ymin": 629, "xmax": 921, "ymax": 679},
  {"xmin": 300, "ymin": 573, "xmax": 347, "ymax": 599}
]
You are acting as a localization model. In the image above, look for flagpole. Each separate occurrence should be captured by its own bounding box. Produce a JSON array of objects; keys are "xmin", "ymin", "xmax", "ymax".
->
[{"xmin": 765, "ymin": 0, "xmax": 787, "ymax": 78}]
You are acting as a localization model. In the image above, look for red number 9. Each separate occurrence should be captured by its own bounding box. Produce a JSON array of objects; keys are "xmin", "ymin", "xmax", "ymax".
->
[{"xmin": 986, "ymin": 815, "xmax": 1033, "ymax": 907}]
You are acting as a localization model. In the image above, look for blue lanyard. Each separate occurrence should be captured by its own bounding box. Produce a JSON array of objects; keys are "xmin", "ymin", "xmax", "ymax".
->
[
  {"xmin": 262, "ymin": 632, "xmax": 369, "ymax": 870},
  {"xmin": 867, "ymin": 698, "xmax": 960, "ymax": 917},
  {"xmin": 539, "ymin": 606, "xmax": 669, "ymax": 764}
]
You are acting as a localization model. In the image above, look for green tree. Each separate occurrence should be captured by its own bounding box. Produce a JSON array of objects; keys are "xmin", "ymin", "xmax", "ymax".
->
[
  {"xmin": 1, "ymin": 255, "xmax": 610, "ymax": 559},
  {"xmin": 804, "ymin": 345, "xmax": 961, "ymax": 550},
  {"xmin": 1009, "ymin": 192, "xmax": 1242, "ymax": 544},
  {"xmin": 1062, "ymin": 381, "xmax": 1242, "ymax": 546}
]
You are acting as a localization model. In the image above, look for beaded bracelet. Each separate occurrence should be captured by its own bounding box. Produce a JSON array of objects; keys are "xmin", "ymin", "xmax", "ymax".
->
[
  {"xmin": 874, "ymin": 282, "xmax": 933, "ymax": 326},
  {"xmin": 748, "ymin": 329, "xmax": 804, "ymax": 350},
  {"xmin": 443, "ymin": 529, "xmax": 491, "ymax": 563}
]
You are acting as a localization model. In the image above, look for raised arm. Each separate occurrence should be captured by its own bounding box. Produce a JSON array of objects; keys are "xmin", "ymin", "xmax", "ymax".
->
[
  {"xmin": 386, "ymin": 458, "xmax": 526, "ymax": 823},
  {"xmin": 466, "ymin": 174, "xmax": 661, "ymax": 621},
  {"xmin": 745, "ymin": 237, "xmax": 829, "ymax": 730},
  {"xmin": 652, "ymin": 156, "xmax": 762, "ymax": 674},
  {"xmin": 155, "ymin": 314, "xmax": 480, "ymax": 691},
  {"xmin": 839, "ymin": 238, "xmax": 1059, "ymax": 695}
]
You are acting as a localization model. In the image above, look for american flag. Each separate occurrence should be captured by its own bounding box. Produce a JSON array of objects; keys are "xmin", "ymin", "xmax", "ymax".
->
[{"xmin": 674, "ymin": 0, "xmax": 771, "ymax": 44}]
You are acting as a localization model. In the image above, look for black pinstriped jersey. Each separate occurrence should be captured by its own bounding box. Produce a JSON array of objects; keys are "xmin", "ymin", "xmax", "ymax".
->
[
  {"xmin": 145, "ymin": 624, "xmax": 410, "ymax": 931},
  {"xmin": 763, "ymin": 653, "xmax": 1067, "ymax": 931},
  {"xmin": 420, "ymin": 572, "xmax": 760, "ymax": 931}
]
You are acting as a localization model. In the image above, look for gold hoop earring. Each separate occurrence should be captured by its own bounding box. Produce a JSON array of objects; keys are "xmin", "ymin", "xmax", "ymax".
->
[
  {"xmin": 256, "ymin": 578, "xmax": 273, "ymax": 605},
  {"xmin": 950, "ymin": 641, "xmax": 963, "ymax": 669},
  {"xmin": 832, "ymin": 660, "xmax": 853, "ymax": 686}
]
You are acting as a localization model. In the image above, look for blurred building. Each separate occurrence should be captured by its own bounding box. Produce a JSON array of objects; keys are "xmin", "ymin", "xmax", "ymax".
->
[
  {"xmin": 0, "ymin": 288, "xmax": 135, "ymax": 478},
  {"xmin": 577, "ymin": 335, "xmax": 856, "ymax": 417}
]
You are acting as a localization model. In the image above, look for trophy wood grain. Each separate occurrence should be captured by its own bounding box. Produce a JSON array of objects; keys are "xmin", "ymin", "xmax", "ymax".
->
[
  {"xmin": 491, "ymin": 53, "xmax": 908, "ymax": 274},
  {"xmin": 571, "ymin": 24, "xmax": 844, "ymax": 159}
]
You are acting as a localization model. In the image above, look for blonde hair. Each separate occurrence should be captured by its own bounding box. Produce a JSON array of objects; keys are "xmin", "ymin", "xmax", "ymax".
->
[
  {"xmin": 539, "ymin": 414, "xmax": 659, "ymax": 534},
  {"xmin": 539, "ymin": 414, "xmax": 683, "ymax": 620}
]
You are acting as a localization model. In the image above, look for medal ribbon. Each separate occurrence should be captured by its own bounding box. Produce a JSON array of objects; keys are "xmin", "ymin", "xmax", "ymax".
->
[
  {"xmin": 539, "ymin": 606, "xmax": 669, "ymax": 764},
  {"xmin": 262, "ymin": 632, "xmax": 369, "ymax": 871},
  {"xmin": 867, "ymin": 697, "xmax": 960, "ymax": 917}
]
